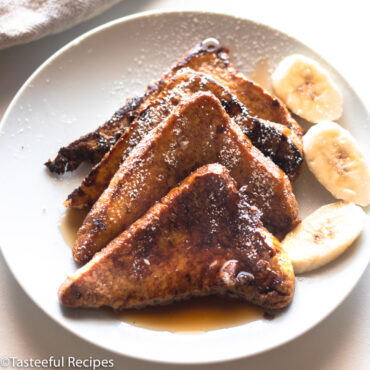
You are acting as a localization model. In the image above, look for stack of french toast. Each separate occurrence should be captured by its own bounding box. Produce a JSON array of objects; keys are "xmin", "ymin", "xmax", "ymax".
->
[{"xmin": 51, "ymin": 39, "xmax": 306, "ymax": 311}]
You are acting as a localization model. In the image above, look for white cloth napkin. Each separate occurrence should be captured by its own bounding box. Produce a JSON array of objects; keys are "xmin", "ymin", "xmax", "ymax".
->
[{"xmin": 0, "ymin": 0, "xmax": 122, "ymax": 49}]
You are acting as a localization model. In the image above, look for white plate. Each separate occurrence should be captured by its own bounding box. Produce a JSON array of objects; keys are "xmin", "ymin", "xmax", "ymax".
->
[{"xmin": 0, "ymin": 10, "xmax": 369, "ymax": 365}]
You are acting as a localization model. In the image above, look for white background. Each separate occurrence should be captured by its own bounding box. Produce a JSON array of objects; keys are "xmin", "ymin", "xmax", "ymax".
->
[{"xmin": 0, "ymin": 0, "xmax": 369, "ymax": 369}]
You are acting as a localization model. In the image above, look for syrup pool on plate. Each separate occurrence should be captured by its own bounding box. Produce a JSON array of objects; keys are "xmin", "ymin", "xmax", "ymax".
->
[
  {"xmin": 60, "ymin": 210, "xmax": 263, "ymax": 332},
  {"xmin": 59, "ymin": 208, "xmax": 89, "ymax": 248},
  {"xmin": 248, "ymin": 57, "xmax": 271, "ymax": 91},
  {"xmin": 119, "ymin": 296, "xmax": 263, "ymax": 332}
]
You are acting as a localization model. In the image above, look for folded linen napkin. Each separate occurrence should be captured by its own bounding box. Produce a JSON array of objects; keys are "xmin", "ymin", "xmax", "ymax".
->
[{"xmin": 0, "ymin": 0, "xmax": 122, "ymax": 49}]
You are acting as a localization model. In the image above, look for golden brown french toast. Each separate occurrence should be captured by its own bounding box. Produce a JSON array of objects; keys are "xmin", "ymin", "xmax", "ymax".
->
[
  {"xmin": 73, "ymin": 93, "xmax": 298, "ymax": 264},
  {"xmin": 65, "ymin": 70, "xmax": 303, "ymax": 209},
  {"xmin": 59, "ymin": 164, "xmax": 295, "ymax": 310},
  {"xmin": 45, "ymin": 39, "xmax": 302, "ymax": 174}
]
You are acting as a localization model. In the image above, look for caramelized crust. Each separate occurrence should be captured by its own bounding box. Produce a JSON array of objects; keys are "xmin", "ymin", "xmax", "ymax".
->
[
  {"xmin": 66, "ymin": 70, "xmax": 303, "ymax": 209},
  {"xmin": 59, "ymin": 164, "xmax": 295, "ymax": 310},
  {"xmin": 46, "ymin": 40, "xmax": 302, "ymax": 174},
  {"xmin": 73, "ymin": 93, "xmax": 298, "ymax": 264}
]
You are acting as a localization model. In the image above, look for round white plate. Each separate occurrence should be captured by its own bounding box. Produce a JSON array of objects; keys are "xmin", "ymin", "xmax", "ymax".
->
[{"xmin": 0, "ymin": 10, "xmax": 369, "ymax": 365}]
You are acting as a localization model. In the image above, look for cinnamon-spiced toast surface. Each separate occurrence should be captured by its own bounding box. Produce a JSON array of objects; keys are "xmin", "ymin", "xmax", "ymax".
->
[
  {"xmin": 45, "ymin": 39, "xmax": 303, "ymax": 174},
  {"xmin": 59, "ymin": 164, "xmax": 295, "ymax": 310},
  {"xmin": 73, "ymin": 92, "xmax": 298, "ymax": 264},
  {"xmin": 66, "ymin": 70, "xmax": 303, "ymax": 209}
]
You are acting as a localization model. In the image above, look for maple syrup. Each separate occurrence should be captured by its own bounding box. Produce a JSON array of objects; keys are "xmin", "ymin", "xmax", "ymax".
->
[
  {"xmin": 59, "ymin": 208, "xmax": 89, "ymax": 248},
  {"xmin": 249, "ymin": 57, "xmax": 271, "ymax": 91},
  {"xmin": 119, "ymin": 296, "xmax": 262, "ymax": 332}
]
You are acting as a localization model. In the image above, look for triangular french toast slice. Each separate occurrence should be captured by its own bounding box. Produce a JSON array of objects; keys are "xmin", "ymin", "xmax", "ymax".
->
[
  {"xmin": 73, "ymin": 92, "xmax": 298, "ymax": 264},
  {"xmin": 59, "ymin": 164, "xmax": 295, "ymax": 310},
  {"xmin": 65, "ymin": 69, "xmax": 303, "ymax": 209},
  {"xmin": 46, "ymin": 40, "xmax": 302, "ymax": 174}
]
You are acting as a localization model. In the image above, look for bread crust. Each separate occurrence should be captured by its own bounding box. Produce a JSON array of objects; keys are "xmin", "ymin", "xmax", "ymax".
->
[
  {"xmin": 59, "ymin": 164, "xmax": 295, "ymax": 310},
  {"xmin": 73, "ymin": 93, "xmax": 299, "ymax": 264},
  {"xmin": 45, "ymin": 41, "xmax": 302, "ymax": 174},
  {"xmin": 65, "ymin": 70, "xmax": 303, "ymax": 209}
]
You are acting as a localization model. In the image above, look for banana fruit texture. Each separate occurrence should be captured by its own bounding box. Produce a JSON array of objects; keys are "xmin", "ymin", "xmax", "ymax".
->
[
  {"xmin": 272, "ymin": 54, "xmax": 342, "ymax": 123},
  {"xmin": 273, "ymin": 54, "xmax": 369, "ymax": 274},
  {"xmin": 282, "ymin": 201, "xmax": 367, "ymax": 274},
  {"xmin": 304, "ymin": 121, "xmax": 370, "ymax": 207}
]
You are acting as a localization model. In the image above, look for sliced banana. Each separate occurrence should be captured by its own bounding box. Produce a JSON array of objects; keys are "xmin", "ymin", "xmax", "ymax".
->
[
  {"xmin": 304, "ymin": 121, "xmax": 370, "ymax": 206},
  {"xmin": 272, "ymin": 54, "xmax": 342, "ymax": 123},
  {"xmin": 282, "ymin": 202, "xmax": 367, "ymax": 274}
]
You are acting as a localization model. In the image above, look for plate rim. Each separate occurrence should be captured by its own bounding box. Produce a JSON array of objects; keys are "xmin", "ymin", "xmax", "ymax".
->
[{"xmin": 1, "ymin": 9, "xmax": 369, "ymax": 365}]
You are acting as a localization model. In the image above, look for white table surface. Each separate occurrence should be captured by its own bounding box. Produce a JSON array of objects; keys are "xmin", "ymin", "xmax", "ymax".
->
[{"xmin": 1, "ymin": 0, "xmax": 369, "ymax": 369}]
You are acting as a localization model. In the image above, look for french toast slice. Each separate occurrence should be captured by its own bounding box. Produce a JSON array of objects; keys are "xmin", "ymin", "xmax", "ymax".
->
[
  {"xmin": 65, "ymin": 70, "xmax": 303, "ymax": 209},
  {"xmin": 73, "ymin": 93, "xmax": 298, "ymax": 264},
  {"xmin": 59, "ymin": 164, "xmax": 295, "ymax": 310},
  {"xmin": 45, "ymin": 40, "xmax": 302, "ymax": 174}
]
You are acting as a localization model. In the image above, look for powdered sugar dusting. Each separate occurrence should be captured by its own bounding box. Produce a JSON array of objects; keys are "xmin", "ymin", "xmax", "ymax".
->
[{"xmin": 218, "ymin": 134, "xmax": 241, "ymax": 171}]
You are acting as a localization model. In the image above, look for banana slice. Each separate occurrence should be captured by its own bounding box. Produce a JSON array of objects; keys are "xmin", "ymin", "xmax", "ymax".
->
[
  {"xmin": 282, "ymin": 202, "xmax": 367, "ymax": 274},
  {"xmin": 304, "ymin": 121, "xmax": 370, "ymax": 206},
  {"xmin": 272, "ymin": 54, "xmax": 342, "ymax": 122}
]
